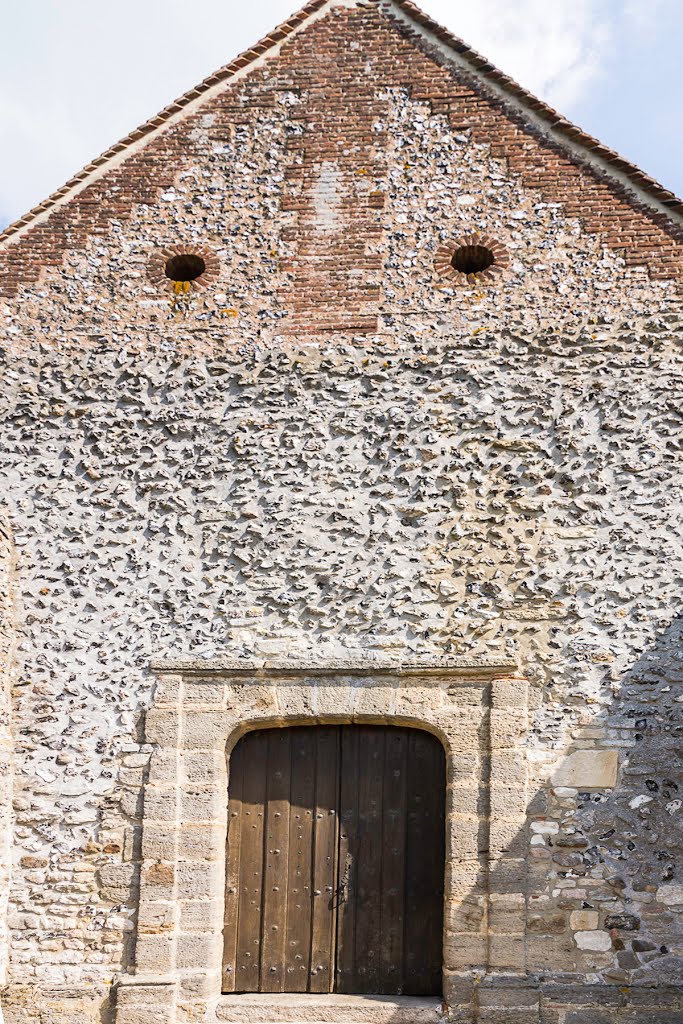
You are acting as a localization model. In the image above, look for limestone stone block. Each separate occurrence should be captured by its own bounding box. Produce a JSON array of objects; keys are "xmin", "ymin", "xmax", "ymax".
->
[
  {"xmin": 443, "ymin": 971, "xmax": 477, "ymax": 1009},
  {"xmin": 141, "ymin": 860, "xmax": 176, "ymax": 898},
  {"xmin": 177, "ymin": 931, "xmax": 222, "ymax": 970},
  {"xmin": 141, "ymin": 822, "xmax": 224, "ymax": 862},
  {"xmin": 527, "ymin": 912, "xmax": 567, "ymax": 935},
  {"xmin": 490, "ymin": 749, "xmax": 528, "ymax": 789},
  {"xmin": 447, "ymin": 784, "xmax": 482, "ymax": 817},
  {"xmin": 181, "ymin": 786, "xmax": 226, "ymax": 822},
  {"xmin": 179, "ymin": 898, "xmax": 223, "ymax": 932},
  {"xmin": 120, "ymin": 787, "xmax": 143, "ymax": 818},
  {"xmin": 445, "ymin": 862, "xmax": 485, "ymax": 900},
  {"xmin": 440, "ymin": 711, "xmax": 485, "ymax": 751},
  {"xmin": 488, "ymin": 934, "xmax": 526, "ymax": 971},
  {"xmin": 148, "ymin": 750, "xmax": 181, "ymax": 785},
  {"xmin": 552, "ymin": 750, "xmax": 618, "ymax": 789},
  {"xmin": 177, "ymin": 824, "xmax": 225, "ymax": 860},
  {"xmin": 141, "ymin": 825, "xmax": 179, "ymax": 862},
  {"xmin": 182, "ymin": 710, "xmax": 234, "ymax": 749},
  {"xmin": 489, "ymin": 893, "xmax": 526, "ymax": 935},
  {"xmin": 353, "ymin": 685, "xmax": 398, "ymax": 717},
  {"xmin": 488, "ymin": 817, "xmax": 529, "ymax": 857},
  {"xmin": 275, "ymin": 685, "xmax": 314, "ymax": 718},
  {"xmin": 182, "ymin": 682, "xmax": 228, "ymax": 706},
  {"xmin": 444, "ymin": 683, "xmax": 487, "ymax": 709},
  {"xmin": 143, "ymin": 787, "xmax": 180, "ymax": 822},
  {"xmin": 311, "ymin": 683, "xmax": 354, "ymax": 717},
  {"xmin": 446, "ymin": 752, "xmax": 480, "ymax": 785},
  {"xmin": 145, "ymin": 708, "xmax": 181, "ymax": 747},
  {"xmin": 137, "ymin": 900, "xmax": 177, "ymax": 934},
  {"xmin": 490, "ymin": 784, "xmax": 529, "ymax": 818},
  {"xmin": 176, "ymin": 861, "xmax": 223, "ymax": 900},
  {"xmin": 178, "ymin": 969, "xmax": 220, "ymax": 1000},
  {"xmin": 118, "ymin": 766, "xmax": 146, "ymax": 786},
  {"xmin": 491, "ymin": 678, "xmax": 528, "ymax": 709},
  {"xmin": 446, "ymin": 813, "xmax": 482, "ymax": 860},
  {"xmin": 443, "ymin": 931, "xmax": 487, "ymax": 969},
  {"xmin": 526, "ymin": 934, "xmax": 577, "ymax": 973},
  {"xmin": 116, "ymin": 979, "xmax": 177, "ymax": 1024},
  {"xmin": 489, "ymin": 708, "xmax": 529, "ymax": 749},
  {"xmin": 444, "ymin": 895, "xmax": 486, "ymax": 933},
  {"xmin": 486, "ymin": 857, "xmax": 527, "ymax": 894},
  {"xmin": 575, "ymin": 930, "xmax": 612, "ymax": 952},
  {"xmin": 225, "ymin": 684, "xmax": 277, "ymax": 717},
  {"xmin": 184, "ymin": 750, "xmax": 226, "ymax": 785},
  {"xmin": 134, "ymin": 931, "xmax": 176, "ymax": 973},
  {"xmin": 117, "ymin": 1011, "xmax": 173, "ymax": 1024},
  {"xmin": 657, "ymin": 885, "xmax": 683, "ymax": 905},
  {"xmin": 98, "ymin": 862, "xmax": 136, "ymax": 901},
  {"xmin": 395, "ymin": 685, "xmax": 444, "ymax": 720},
  {"xmin": 98, "ymin": 863, "xmax": 136, "ymax": 890},
  {"xmin": 153, "ymin": 676, "xmax": 183, "ymax": 706},
  {"xmin": 570, "ymin": 910, "xmax": 599, "ymax": 931}
]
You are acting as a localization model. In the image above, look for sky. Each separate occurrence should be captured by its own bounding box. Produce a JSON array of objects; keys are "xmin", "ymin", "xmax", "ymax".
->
[{"xmin": 1, "ymin": 0, "xmax": 682, "ymax": 230}]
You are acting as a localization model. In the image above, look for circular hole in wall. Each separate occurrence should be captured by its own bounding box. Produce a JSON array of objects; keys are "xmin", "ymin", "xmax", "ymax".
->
[
  {"xmin": 451, "ymin": 244, "xmax": 496, "ymax": 276},
  {"xmin": 164, "ymin": 253, "xmax": 206, "ymax": 283}
]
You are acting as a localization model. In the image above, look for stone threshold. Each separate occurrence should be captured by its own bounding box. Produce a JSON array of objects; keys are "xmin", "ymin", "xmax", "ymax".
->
[{"xmin": 214, "ymin": 994, "xmax": 446, "ymax": 1023}]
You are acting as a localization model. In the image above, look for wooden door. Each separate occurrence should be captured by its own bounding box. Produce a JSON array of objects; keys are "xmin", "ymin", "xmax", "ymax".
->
[
  {"xmin": 223, "ymin": 727, "xmax": 340, "ymax": 993},
  {"xmin": 223, "ymin": 725, "xmax": 445, "ymax": 996}
]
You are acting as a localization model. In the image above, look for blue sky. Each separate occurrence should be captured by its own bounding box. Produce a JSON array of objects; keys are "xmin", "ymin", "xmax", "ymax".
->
[{"xmin": 1, "ymin": 0, "xmax": 682, "ymax": 229}]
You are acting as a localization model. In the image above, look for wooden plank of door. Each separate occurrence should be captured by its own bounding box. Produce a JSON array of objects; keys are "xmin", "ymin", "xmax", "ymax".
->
[
  {"xmin": 223, "ymin": 740, "xmax": 244, "ymax": 992},
  {"xmin": 261, "ymin": 729, "xmax": 292, "ymax": 992},
  {"xmin": 235, "ymin": 730, "xmax": 268, "ymax": 992},
  {"xmin": 353, "ymin": 726, "xmax": 385, "ymax": 994},
  {"xmin": 310, "ymin": 726, "xmax": 340, "ymax": 993},
  {"xmin": 285, "ymin": 728, "xmax": 315, "ymax": 992},
  {"xmin": 403, "ymin": 731, "xmax": 445, "ymax": 996},
  {"xmin": 379, "ymin": 728, "xmax": 408, "ymax": 994},
  {"xmin": 335, "ymin": 725, "xmax": 359, "ymax": 993}
]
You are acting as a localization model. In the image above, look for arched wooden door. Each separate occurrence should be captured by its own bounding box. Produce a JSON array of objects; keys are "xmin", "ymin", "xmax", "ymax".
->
[{"xmin": 222, "ymin": 725, "xmax": 445, "ymax": 995}]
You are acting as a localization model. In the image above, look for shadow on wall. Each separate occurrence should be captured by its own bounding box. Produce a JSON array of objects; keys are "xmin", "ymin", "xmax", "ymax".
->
[{"xmin": 454, "ymin": 612, "xmax": 683, "ymax": 1022}]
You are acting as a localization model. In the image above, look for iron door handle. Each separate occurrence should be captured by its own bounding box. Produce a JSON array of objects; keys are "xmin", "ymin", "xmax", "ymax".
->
[{"xmin": 332, "ymin": 851, "xmax": 352, "ymax": 906}]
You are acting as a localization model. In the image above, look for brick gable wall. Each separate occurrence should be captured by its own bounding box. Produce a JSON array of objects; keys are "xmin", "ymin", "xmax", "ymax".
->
[{"xmin": 1, "ymin": 1, "xmax": 682, "ymax": 313}]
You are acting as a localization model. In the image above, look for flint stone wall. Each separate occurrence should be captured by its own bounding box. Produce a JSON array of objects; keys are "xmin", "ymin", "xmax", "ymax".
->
[
  {"xmin": 0, "ymin": 2, "xmax": 683, "ymax": 1021},
  {"xmin": 0, "ymin": 515, "xmax": 14, "ymax": 989}
]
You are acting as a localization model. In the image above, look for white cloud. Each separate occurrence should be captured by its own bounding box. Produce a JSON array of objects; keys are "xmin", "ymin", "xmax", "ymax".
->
[
  {"xmin": 623, "ymin": 0, "xmax": 668, "ymax": 38},
  {"xmin": 420, "ymin": 0, "xmax": 613, "ymax": 109}
]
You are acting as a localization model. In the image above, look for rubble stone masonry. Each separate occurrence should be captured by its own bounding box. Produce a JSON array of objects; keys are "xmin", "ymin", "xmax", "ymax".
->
[{"xmin": 0, "ymin": 1, "xmax": 682, "ymax": 1021}]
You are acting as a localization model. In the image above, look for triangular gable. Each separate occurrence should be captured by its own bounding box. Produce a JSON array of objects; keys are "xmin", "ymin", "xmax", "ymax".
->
[
  {"xmin": 1, "ymin": 0, "xmax": 681, "ymax": 253},
  {"xmin": 1, "ymin": 0, "xmax": 682, "ymax": 309}
]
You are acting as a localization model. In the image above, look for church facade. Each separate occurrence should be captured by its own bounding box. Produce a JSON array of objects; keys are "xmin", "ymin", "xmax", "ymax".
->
[{"xmin": 1, "ymin": 1, "xmax": 683, "ymax": 1021}]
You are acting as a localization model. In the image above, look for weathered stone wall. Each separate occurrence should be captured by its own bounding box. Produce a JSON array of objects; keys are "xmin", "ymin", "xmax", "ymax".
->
[
  {"xmin": 0, "ymin": 1, "xmax": 683, "ymax": 1021},
  {"xmin": 0, "ymin": 513, "xmax": 15, "ymax": 990}
]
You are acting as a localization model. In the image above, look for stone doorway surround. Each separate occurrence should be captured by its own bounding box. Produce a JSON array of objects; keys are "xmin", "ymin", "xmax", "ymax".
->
[{"xmin": 113, "ymin": 656, "xmax": 529, "ymax": 1024}]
